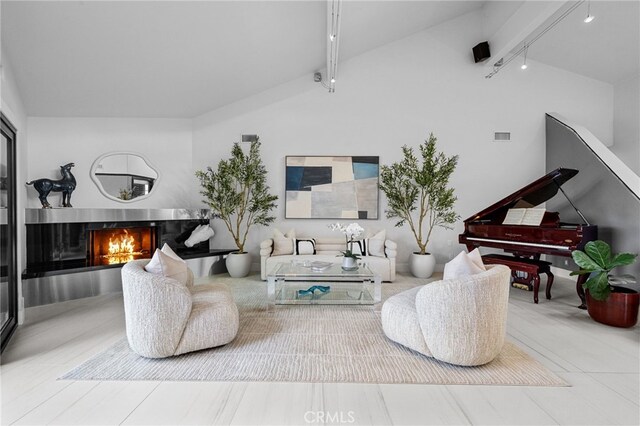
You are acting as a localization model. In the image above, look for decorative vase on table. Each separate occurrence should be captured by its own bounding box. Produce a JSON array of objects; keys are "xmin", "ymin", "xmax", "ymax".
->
[{"xmin": 342, "ymin": 256, "xmax": 358, "ymax": 271}]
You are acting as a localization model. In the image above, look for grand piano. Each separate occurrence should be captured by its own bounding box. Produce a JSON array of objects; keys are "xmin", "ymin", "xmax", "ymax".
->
[{"xmin": 459, "ymin": 167, "xmax": 597, "ymax": 308}]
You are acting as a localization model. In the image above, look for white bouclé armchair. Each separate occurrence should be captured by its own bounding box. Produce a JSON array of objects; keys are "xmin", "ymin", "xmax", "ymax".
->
[
  {"xmin": 381, "ymin": 265, "xmax": 511, "ymax": 366},
  {"xmin": 121, "ymin": 259, "xmax": 239, "ymax": 358}
]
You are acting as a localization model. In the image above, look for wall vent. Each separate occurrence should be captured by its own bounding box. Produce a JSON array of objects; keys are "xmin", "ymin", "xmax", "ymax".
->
[
  {"xmin": 241, "ymin": 134, "xmax": 258, "ymax": 143},
  {"xmin": 494, "ymin": 132, "xmax": 511, "ymax": 142}
]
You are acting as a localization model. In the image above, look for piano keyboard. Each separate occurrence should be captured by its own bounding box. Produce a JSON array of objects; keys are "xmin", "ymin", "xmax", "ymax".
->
[{"xmin": 465, "ymin": 237, "xmax": 571, "ymax": 251}]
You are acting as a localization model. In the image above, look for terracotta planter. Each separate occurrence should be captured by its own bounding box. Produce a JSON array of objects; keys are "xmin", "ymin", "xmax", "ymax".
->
[
  {"xmin": 409, "ymin": 252, "xmax": 436, "ymax": 278},
  {"xmin": 586, "ymin": 286, "xmax": 640, "ymax": 328}
]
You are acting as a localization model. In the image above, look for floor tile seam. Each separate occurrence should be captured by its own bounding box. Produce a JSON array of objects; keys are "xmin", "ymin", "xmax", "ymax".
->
[
  {"xmin": 585, "ymin": 372, "xmax": 640, "ymax": 407},
  {"xmin": 46, "ymin": 381, "xmax": 104, "ymax": 424},
  {"xmin": 117, "ymin": 380, "xmax": 164, "ymax": 425},
  {"xmin": 6, "ymin": 380, "xmax": 78, "ymax": 425},
  {"xmin": 522, "ymin": 387, "xmax": 564, "ymax": 425},
  {"xmin": 505, "ymin": 329, "xmax": 581, "ymax": 372},
  {"xmin": 4, "ymin": 323, "xmax": 125, "ymax": 374},
  {"xmin": 506, "ymin": 334, "xmax": 570, "ymax": 373},
  {"xmin": 443, "ymin": 385, "xmax": 474, "ymax": 425}
]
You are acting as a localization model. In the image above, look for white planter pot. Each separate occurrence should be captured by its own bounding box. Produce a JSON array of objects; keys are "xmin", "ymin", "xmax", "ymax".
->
[
  {"xmin": 226, "ymin": 252, "xmax": 251, "ymax": 278},
  {"xmin": 409, "ymin": 252, "xmax": 436, "ymax": 278},
  {"xmin": 342, "ymin": 256, "xmax": 358, "ymax": 270}
]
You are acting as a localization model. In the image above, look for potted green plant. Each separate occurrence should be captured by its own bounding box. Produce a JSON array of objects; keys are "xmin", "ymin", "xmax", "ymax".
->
[
  {"xmin": 571, "ymin": 240, "xmax": 638, "ymax": 327},
  {"xmin": 379, "ymin": 133, "xmax": 459, "ymax": 278},
  {"xmin": 196, "ymin": 139, "xmax": 278, "ymax": 277},
  {"xmin": 328, "ymin": 222, "xmax": 364, "ymax": 270}
]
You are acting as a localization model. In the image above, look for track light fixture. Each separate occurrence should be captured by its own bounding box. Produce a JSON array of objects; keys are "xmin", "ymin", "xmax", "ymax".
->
[
  {"xmin": 521, "ymin": 44, "xmax": 529, "ymax": 70},
  {"xmin": 326, "ymin": 0, "xmax": 342, "ymax": 93},
  {"xmin": 485, "ymin": 0, "xmax": 586, "ymax": 79},
  {"xmin": 584, "ymin": 0, "xmax": 595, "ymax": 23}
]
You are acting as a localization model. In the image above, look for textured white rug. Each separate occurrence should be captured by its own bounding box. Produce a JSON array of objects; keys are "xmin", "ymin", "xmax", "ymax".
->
[{"xmin": 62, "ymin": 275, "xmax": 567, "ymax": 386}]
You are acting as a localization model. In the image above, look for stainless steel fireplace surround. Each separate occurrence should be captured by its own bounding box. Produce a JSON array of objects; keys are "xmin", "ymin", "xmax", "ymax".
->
[
  {"xmin": 23, "ymin": 208, "xmax": 232, "ymax": 307},
  {"xmin": 25, "ymin": 208, "xmax": 209, "ymax": 224}
]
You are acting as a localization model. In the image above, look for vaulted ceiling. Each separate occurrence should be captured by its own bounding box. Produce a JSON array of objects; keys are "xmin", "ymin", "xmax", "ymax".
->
[
  {"xmin": 2, "ymin": 1, "xmax": 638, "ymax": 119},
  {"xmin": 0, "ymin": 1, "xmax": 482, "ymax": 118}
]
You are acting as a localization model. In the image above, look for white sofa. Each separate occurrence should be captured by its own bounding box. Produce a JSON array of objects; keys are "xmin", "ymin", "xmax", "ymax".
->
[{"xmin": 260, "ymin": 236, "xmax": 397, "ymax": 281}]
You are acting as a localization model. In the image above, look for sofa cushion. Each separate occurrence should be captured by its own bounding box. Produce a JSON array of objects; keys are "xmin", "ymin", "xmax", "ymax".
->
[
  {"xmin": 351, "ymin": 239, "xmax": 366, "ymax": 256},
  {"xmin": 272, "ymin": 228, "xmax": 296, "ymax": 256},
  {"xmin": 366, "ymin": 229, "xmax": 386, "ymax": 257},
  {"xmin": 295, "ymin": 238, "xmax": 316, "ymax": 255}
]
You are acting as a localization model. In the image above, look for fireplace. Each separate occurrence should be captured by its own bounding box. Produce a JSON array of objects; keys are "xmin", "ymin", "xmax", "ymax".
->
[
  {"xmin": 23, "ymin": 209, "xmax": 236, "ymax": 308},
  {"xmin": 89, "ymin": 227, "xmax": 156, "ymax": 266}
]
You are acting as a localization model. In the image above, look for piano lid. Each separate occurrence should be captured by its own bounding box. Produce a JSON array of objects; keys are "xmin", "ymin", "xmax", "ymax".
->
[{"xmin": 465, "ymin": 168, "xmax": 578, "ymax": 223}]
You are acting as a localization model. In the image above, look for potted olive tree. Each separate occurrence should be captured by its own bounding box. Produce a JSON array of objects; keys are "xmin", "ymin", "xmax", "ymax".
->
[
  {"xmin": 379, "ymin": 133, "xmax": 459, "ymax": 278},
  {"xmin": 196, "ymin": 139, "xmax": 278, "ymax": 277},
  {"xmin": 571, "ymin": 240, "xmax": 638, "ymax": 327}
]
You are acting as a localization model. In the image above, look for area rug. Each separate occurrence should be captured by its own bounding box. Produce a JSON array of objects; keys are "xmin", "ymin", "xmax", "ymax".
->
[{"xmin": 61, "ymin": 275, "xmax": 567, "ymax": 386}]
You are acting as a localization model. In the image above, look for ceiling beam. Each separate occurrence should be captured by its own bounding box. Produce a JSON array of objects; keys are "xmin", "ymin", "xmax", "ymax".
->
[{"xmin": 484, "ymin": 1, "xmax": 570, "ymax": 74}]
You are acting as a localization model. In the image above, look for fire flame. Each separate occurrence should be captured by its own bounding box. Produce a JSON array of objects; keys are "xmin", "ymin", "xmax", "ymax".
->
[{"xmin": 104, "ymin": 230, "xmax": 139, "ymax": 265}]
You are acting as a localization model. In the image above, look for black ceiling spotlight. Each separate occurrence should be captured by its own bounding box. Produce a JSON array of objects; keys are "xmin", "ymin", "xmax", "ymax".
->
[{"xmin": 472, "ymin": 41, "xmax": 491, "ymax": 63}]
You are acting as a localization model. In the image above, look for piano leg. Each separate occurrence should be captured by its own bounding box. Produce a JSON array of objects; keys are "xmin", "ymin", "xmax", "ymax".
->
[
  {"xmin": 532, "ymin": 275, "xmax": 540, "ymax": 304},
  {"xmin": 576, "ymin": 274, "xmax": 588, "ymax": 309}
]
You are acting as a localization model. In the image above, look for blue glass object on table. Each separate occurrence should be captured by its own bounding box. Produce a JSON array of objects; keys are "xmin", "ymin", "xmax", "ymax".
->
[{"xmin": 297, "ymin": 285, "xmax": 331, "ymax": 297}]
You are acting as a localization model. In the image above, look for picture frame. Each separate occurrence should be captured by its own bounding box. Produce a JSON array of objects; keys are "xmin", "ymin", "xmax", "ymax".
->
[{"xmin": 285, "ymin": 155, "xmax": 379, "ymax": 219}]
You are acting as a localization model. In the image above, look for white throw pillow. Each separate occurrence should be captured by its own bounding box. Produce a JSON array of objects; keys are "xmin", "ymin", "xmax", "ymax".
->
[
  {"xmin": 144, "ymin": 248, "xmax": 189, "ymax": 286},
  {"xmin": 365, "ymin": 229, "xmax": 386, "ymax": 257},
  {"xmin": 443, "ymin": 250, "xmax": 485, "ymax": 280},
  {"xmin": 160, "ymin": 243, "xmax": 185, "ymax": 262},
  {"xmin": 467, "ymin": 248, "xmax": 486, "ymax": 271},
  {"xmin": 272, "ymin": 228, "xmax": 296, "ymax": 256},
  {"xmin": 295, "ymin": 238, "xmax": 316, "ymax": 255}
]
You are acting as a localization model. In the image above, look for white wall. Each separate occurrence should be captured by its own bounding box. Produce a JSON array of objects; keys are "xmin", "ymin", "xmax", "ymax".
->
[
  {"xmin": 193, "ymin": 10, "xmax": 614, "ymax": 272},
  {"xmin": 26, "ymin": 118, "xmax": 195, "ymax": 208},
  {"xmin": 612, "ymin": 74, "xmax": 640, "ymax": 174},
  {"xmin": 1, "ymin": 56, "xmax": 28, "ymax": 322}
]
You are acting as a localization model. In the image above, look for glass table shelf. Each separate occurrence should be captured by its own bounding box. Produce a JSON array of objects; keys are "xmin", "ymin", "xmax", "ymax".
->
[{"xmin": 266, "ymin": 262, "xmax": 382, "ymax": 311}]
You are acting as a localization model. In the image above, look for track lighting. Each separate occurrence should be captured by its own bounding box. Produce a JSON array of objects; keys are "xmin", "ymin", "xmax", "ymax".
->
[
  {"xmin": 485, "ymin": 1, "xmax": 585, "ymax": 78},
  {"xmin": 584, "ymin": 0, "xmax": 595, "ymax": 23},
  {"xmin": 521, "ymin": 44, "xmax": 528, "ymax": 70},
  {"xmin": 326, "ymin": 0, "xmax": 342, "ymax": 93}
]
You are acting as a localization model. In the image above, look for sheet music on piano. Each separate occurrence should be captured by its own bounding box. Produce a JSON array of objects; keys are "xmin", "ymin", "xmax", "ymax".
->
[{"xmin": 502, "ymin": 208, "xmax": 546, "ymax": 226}]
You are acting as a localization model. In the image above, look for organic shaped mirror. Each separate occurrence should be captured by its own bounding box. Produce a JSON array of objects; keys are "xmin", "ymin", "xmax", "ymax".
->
[{"xmin": 90, "ymin": 152, "xmax": 160, "ymax": 202}]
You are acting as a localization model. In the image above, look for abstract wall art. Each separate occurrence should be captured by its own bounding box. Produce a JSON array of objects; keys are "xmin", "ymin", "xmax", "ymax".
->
[{"xmin": 285, "ymin": 156, "xmax": 379, "ymax": 219}]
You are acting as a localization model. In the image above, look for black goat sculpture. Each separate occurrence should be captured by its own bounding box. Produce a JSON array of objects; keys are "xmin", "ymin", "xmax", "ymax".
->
[{"xmin": 26, "ymin": 162, "xmax": 77, "ymax": 209}]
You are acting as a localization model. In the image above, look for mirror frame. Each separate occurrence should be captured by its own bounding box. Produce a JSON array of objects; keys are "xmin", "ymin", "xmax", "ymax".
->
[{"xmin": 90, "ymin": 151, "xmax": 161, "ymax": 203}]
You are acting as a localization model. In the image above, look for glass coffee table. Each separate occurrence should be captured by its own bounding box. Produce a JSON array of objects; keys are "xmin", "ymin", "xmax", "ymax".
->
[{"xmin": 266, "ymin": 261, "xmax": 382, "ymax": 312}]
